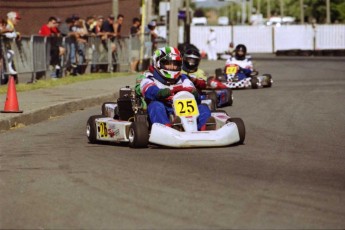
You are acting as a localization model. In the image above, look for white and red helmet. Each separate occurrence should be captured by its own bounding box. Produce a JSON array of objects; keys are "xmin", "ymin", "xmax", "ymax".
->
[{"xmin": 152, "ymin": 46, "xmax": 182, "ymax": 81}]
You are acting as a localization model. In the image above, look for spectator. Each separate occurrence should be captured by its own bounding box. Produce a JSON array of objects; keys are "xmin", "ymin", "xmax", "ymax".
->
[
  {"xmin": 144, "ymin": 20, "xmax": 158, "ymax": 57},
  {"xmin": 206, "ymin": 28, "xmax": 217, "ymax": 60},
  {"xmin": 70, "ymin": 18, "xmax": 88, "ymax": 75},
  {"xmin": 3, "ymin": 11, "xmax": 21, "ymax": 77},
  {"xmin": 113, "ymin": 14, "xmax": 124, "ymax": 39},
  {"xmin": 101, "ymin": 15, "xmax": 117, "ymax": 72},
  {"xmin": 58, "ymin": 17, "xmax": 79, "ymax": 74},
  {"xmin": 129, "ymin": 17, "xmax": 141, "ymax": 73},
  {"xmin": 227, "ymin": 42, "xmax": 235, "ymax": 55},
  {"xmin": 85, "ymin": 16, "xmax": 96, "ymax": 34},
  {"xmin": 39, "ymin": 16, "xmax": 64, "ymax": 78}
]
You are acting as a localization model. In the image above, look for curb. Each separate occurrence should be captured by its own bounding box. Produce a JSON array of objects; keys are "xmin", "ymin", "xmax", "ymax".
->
[{"xmin": 0, "ymin": 93, "xmax": 116, "ymax": 132}]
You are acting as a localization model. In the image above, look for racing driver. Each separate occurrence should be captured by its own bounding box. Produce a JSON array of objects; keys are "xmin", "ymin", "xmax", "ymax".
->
[{"xmin": 139, "ymin": 46, "xmax": 212, "ymax": 130}]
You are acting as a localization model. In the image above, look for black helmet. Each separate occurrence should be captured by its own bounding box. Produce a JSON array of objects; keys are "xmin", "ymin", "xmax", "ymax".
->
[
  {"xmin": 182, "ymin": 48, "xmax": 201, "ymax": 73},
  {"xmin": 234, "ymin": 44, "xmax": 247, "ymax": 60}
]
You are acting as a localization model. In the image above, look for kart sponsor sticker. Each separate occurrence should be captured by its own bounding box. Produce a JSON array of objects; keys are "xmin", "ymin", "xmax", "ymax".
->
[
  {"xmin": 225, "ymin": 65, "xmax": 238, "ymax": 75},
  {"xmin": 173, "ymin": 98, "xmax": 199, "ymax": 117},
  {"xmin": 98, "ymin": 122, "xmax": 108, "ymax": 138}
]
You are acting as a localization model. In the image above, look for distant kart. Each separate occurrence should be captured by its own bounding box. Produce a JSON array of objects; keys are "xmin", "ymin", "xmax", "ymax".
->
[
  {"xmin": 86, "ymin": 86, "xmax": 245, "ymax": 148},
  {"xmin": 215, "ymin": 64, "xmax": 273, "ymax": 89},
  {"xmin": 201, "ymin": 88, "xmax": 233, "ymax": 111}
]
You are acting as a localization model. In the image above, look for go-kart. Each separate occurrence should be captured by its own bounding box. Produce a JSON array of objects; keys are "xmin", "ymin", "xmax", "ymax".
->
[
  {"xmin": 86, "ymin": 86, "xmax": 245, "ymax": 148},
  {"xmin": 200, "ymin": 88, "xmax": 233, "ymax": 111},
  {"xmin": 215, "ymin": 64, "xmax": 273, "ymax": 89}
]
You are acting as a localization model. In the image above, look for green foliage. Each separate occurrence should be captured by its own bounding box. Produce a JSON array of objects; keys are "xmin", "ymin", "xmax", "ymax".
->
[
  {"xmin": 197, "ymin": 0, "xmax": 345, "ymax": 24},
  {"xmin": 0, "ymin": 72, "xmax": 132, "ymax": 95}
]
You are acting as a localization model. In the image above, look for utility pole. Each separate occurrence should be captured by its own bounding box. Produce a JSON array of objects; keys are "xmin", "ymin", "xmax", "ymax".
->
[
  {"xmin": 112, "ymin": 0, "xmax": 119, "ymax": 18},
  {"xmin": 146, "ymin": 0, "xmax": 153, "ymax": 23},
  {"xmin": 241, "ymin": 0, "xmax": 246, "ymax": 24},
  {"xmin": 257, "ymin": 0, "xmax": 261, "ymax": 15},
  {"xmin": 185, "ymin": 0, "xmax": 191, "ymax": 44},
  {"xmin": 169, "ymin": 0, "xmax": 179, "ymax": 47},
  {"xmin": 267, "ymin": 0, "xmax": 271, "ymax": 19},
  {"xmin": 280, "ymin": 0, "xmax": 284, "ymax": 19},
  {"xmin": 326, "ymin": 0, "xmax": 330, "ymax": 23},
  {"xmin": 300, "ymin": 0, "xmax": 304, "ymax": 24}
]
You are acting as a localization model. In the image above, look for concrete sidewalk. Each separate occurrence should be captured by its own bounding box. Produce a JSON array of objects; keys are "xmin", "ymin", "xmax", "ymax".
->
[{"xmin": 0, "ymin": 74, "xmax": 137, "ymax": 132}]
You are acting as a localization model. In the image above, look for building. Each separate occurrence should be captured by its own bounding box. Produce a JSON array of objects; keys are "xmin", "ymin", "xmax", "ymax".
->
[{"xmin": 0, "ymin": 0, "xmax": 141, "ymax": 36}]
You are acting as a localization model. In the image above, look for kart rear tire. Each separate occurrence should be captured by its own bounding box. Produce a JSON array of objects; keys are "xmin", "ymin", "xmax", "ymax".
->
[
  {"xmin": 262, "ymin": 74, "xmax": 273, "ymax": 88},
  {"xmin": 225, "ymin": 88, "xmax": 233, "ymax": 106},
  {"xmin": 207, "ymin": 91, "xmax": 218, "ymax": 111},
  {"xmin": 227, "ymin": 117, "xmax": 245, "ymax": 144},
  {"xmin": 86, "ymin": 115, "xmax": 106, "ymax": 144},
  {"xmin": 250, "ymin": 77, "xmax": 259, "ymax": 89},
  {"xmin": 128, "ymin": 122, "xmax": 149, "ymax": 148}
]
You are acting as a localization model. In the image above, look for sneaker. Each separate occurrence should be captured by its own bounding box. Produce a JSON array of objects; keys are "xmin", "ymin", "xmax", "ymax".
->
[{"xmin": 8, "ymin": 68, "xmax": 17, "ymax": 75}]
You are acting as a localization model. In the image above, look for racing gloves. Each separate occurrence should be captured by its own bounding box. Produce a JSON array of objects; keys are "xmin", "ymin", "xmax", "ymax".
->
[{"xmin": 156, "ymin": 88, "xmax": 172, "ymax": 99}]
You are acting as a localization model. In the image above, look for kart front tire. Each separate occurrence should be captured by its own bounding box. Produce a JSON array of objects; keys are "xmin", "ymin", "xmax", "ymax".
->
[
  {"xmin": 262, "ymin": 74, "xmax": 273, "ymax": 88},
  {"xmin": 250, "ymin": 77, "xmax": 259, "ymax": 89},
  {"xmin": 227, "ymin": 117, "xmax": 245, "ymax": 144},
  {"xmin": 128, "ymin": 122, "xmax": 149, "ymax": 148},
  {"xmin": 86, "ymin": 115, "xmax": 106, "ymax": 144}
]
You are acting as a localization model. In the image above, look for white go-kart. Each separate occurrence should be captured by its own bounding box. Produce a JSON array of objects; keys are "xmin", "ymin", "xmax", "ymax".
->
[{"xmin": 86, "ymin": 87, "xmax": 245, "ymax": 148}]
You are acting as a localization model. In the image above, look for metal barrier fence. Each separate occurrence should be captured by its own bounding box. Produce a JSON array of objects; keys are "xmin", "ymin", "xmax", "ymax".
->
[
  {"xmin": 0, "ymin": 34, "xmax": 154, "ymax": 84},
  {"xmin": 189, "ymin": 24, "xmax": 345, "ymax": 54}
]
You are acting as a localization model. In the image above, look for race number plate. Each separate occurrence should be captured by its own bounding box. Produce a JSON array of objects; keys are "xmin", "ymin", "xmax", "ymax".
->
[
  {"xmin": 225, "ymin": 65, "xmax": 238, "ymax": 75},
  {"xmin": 173, "ymin": 98, "xmax": 199, "ymax": 117}
]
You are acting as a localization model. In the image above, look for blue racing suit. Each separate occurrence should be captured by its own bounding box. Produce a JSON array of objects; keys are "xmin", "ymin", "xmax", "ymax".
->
[{"xmin": 139, "ymin": 69, "xmax": 211, "ymax": 130}]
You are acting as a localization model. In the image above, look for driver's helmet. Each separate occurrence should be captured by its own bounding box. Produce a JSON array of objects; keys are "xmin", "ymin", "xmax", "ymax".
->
[
  {"xmin": 152, "ymin": 46, "xmax": 182, "ymax": 82},
  {"xmin": 182, "ymin": 48, "xmax": 201, "ymax": 73},
  {"xmin": 234, "ymin": 44, "xmax": 247, "ymax": 60}
]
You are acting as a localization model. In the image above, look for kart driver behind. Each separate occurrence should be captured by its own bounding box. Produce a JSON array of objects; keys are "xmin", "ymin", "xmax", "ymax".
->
[
  {"xmin": 225, "ymin": 44, "xmax": 255, "ymax": 81},
  {"xmin": 139, "ymin": 46, "xmax": 212, "ymax": 130},
  {"xmin": 181, "ymin": 45, "xmax": 226, "ymax": 90}
]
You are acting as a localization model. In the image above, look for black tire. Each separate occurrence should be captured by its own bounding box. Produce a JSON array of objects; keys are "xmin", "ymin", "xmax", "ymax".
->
[
  {"xmin": 128, "ymin": 122, "xmax": 149, "ymax": 148},
  {"xmin": 227, "ymin": 117, "xmax": 245, "ymax": 144},
  {"xmin": 207, "ymin": 91, "xmax": 218, "ymax": 111},
  {"xmin": 262, "ymin": 74, "xmax": 273, "ymax": 88},
  {"xmin": 250, "ymin": 77, "xmax": 259, "ymax": 89},
  {"xmin": 86, "ymin": 115, "xmax": 106, "ymax": 144},
  {"xmin": 225, "ymin": 88, "xmax": 233, "ymax": 106},
  {"xmin": 101, "ymin": 102, "xmax": 116, "ymax": 117}
]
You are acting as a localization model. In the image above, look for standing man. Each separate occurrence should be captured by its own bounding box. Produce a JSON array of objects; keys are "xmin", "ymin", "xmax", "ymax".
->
[
  {"xmin": 3, "ymin": 11, "xmax": 21, "ymax": 77},
  {"xmin": 39, "ymin": 16, "xmax": 64, "ymax": 78},
  {"xmin": 206, "ymin": 28, "xmax": 217, "ymax": 61},
  {"xmin": 129, "ymin": 17, "xmax": 141, "ymax": 73}
]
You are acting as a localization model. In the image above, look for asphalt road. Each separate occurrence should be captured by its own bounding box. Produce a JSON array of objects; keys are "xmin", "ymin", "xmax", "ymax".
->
[{"xmin": 1, "ymin": 59, "xmax": 345, "ymax": 229}]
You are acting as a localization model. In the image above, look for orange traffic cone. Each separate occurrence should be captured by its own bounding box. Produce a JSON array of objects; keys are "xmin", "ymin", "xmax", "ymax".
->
[{"xmin": 1, "ymin": 76, "xmax": 23, "ymax": 113}]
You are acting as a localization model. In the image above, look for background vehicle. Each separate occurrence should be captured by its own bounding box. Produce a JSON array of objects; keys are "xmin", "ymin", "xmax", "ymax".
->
[{"xmin": 215, "ymin": 64, "xmax": 273, "ymax": 89}]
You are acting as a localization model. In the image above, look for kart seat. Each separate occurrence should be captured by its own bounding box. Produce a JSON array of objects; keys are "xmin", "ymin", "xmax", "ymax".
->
[{"xmin": 117, "ymin": 97, "xmax": 134, "ymax": 121}]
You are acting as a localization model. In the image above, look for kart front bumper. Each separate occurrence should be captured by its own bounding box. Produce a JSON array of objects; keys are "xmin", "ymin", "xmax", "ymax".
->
[{"xmin": 149, "ymin": 123, "xmax": 240, "ymax": 148}]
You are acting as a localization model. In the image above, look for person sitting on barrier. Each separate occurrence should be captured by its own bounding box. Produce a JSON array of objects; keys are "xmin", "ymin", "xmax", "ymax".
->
[
  {"xmin": 139, "ymin": 46, "xmax": 212, "ymax": 130},
  {"xmin": 3, "ymin": 11, "xmax": 21, "ymax": 77},
  {"xmin": 225, "ymin": 44, "xmax": 254, "ymax": 81}
]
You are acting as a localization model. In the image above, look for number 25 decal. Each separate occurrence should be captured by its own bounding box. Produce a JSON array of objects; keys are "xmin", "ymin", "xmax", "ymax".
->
[{"xmin": 174, "ymin": 99, "xmax": 199, "ymax": 117}]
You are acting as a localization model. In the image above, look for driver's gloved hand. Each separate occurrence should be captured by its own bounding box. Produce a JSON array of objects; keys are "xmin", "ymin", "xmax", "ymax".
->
[
  {"xmin": 156, "ymin": 88, "xmax": 171, "ymax": 99},
  {"xmin": 250, "ymin": 70, "xmax": 258, "ymax": 77}
]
